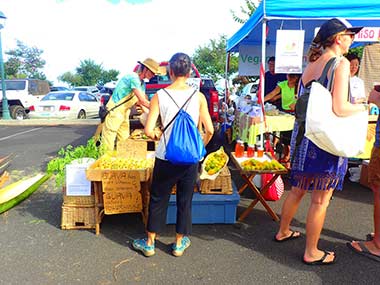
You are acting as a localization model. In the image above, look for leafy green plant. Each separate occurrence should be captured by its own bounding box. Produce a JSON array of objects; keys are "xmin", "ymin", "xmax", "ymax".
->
[{"xmin": 47, "ymin": 138, "xmax": 105, "ymax": 187}]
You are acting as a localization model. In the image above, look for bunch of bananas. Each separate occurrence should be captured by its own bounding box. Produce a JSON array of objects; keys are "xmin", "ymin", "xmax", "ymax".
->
[
  {"xmin": 241, "ymin": 158, "xmax": 286, "ymax": 171},
  {"xmin": 96, "ymin": 153, "xmax": 154, "ymax": 170},
  {"xmin": 204, "ymin": 147, "xmax": 228, "ymax": 175}
]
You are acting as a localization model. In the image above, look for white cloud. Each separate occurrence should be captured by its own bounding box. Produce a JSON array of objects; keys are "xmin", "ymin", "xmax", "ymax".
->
[{"xmin": 0, "ymin": 0, "xmax": 245, "ymax": 84}]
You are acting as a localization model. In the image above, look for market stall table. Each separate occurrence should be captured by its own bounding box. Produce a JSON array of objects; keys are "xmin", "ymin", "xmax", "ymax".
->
[
  {"xmin": 232, "ymin": 111, "xmax": 295, "ymax": 145},
  {"xmin": 86, "ymin": 141, "xmax": 154, "ymax": 235},
  {"xmin": 230, "ymin": 152, "xmax": 288, "ymax": 222}
]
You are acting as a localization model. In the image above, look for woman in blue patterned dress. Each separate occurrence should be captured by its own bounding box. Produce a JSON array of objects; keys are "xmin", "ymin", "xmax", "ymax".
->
[{"xmin": 274, "ymin": 18, "xmax": 368, "ymax": 265}]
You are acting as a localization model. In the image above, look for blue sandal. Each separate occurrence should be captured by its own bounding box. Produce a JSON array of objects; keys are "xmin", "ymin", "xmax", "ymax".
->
[
  {"xmin": 172, "ymin": 236, "xmax": 191, "ymax": 257},
  {"xmin": 132, "ymin": 238, "xmax": 155, "ymax": 257}
]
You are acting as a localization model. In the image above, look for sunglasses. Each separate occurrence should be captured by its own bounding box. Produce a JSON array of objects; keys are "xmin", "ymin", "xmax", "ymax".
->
[{"xmin": 342, "ymin": 32, "xmax": 355, "ymax": 39}]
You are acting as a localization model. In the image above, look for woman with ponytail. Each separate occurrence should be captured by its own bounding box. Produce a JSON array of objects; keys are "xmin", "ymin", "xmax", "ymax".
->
[{"xmin": 274, "ymin": 18, "xmax": 366, "ymax": 265}]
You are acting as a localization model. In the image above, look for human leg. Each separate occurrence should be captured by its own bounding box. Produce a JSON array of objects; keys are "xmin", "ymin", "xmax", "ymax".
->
[
  {"xmin": 147, "ymin": 159, "xmax": 178, "ymax": 235},
  {"xmin": 101, "ymin": 103, "xmax": 124, "ymax": 151},
  {"xmin": 303, "ymin": 188, "xmax": 335, "ymax": 263},
  {"xmin": 348, "ymin": 147, "xmax": 380, "ymax": 260},
  {"xmin": 174, "ymin": 164, "xmax": 198, "ymax": 240},
  {"xmin": 133, "ymin": 159, "xmax": 178, "ymax": 256},
  {"xmin": 275, "ymin": 186, "xmax": 306, "ymax": 240},
  {"xmin": 347, "ymin": 188, "xmax": 380, "ymax": 261},
  {"xmin": 169, "ymin": 164, "xmax": 197, "ymax": 256}
]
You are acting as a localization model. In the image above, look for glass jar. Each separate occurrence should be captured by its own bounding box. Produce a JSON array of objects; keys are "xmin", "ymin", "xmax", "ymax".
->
[
  {"xmin": 247, "ymin": 144, "xmax": 255, "ymax": 157},
  {"xmin": 256, "ymin": 146, "xmax": 264, "ymax": 158},
  {"xmin": 235, "ymin": 140, "xmax": 245, "ymax": 158}
]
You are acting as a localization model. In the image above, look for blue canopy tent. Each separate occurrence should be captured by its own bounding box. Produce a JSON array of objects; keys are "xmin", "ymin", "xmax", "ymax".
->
[
  {"xmin": 227, "ymin": 0, "xmax": 380, "ymax": 53},
  {"xmin": 225, "ymin": 0, "xmax": 380, "ymax": 146}
]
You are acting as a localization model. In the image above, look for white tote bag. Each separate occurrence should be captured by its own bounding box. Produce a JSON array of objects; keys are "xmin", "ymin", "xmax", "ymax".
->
[{"xmin": 305, "ymin": 60, "xmax": 368, "ymax": 158}]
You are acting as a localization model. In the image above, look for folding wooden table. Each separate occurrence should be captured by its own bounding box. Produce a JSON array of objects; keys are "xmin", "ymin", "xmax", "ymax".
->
[{"xmin": 230, "ymin": 152, "xmax": 288, "ymax": 222}]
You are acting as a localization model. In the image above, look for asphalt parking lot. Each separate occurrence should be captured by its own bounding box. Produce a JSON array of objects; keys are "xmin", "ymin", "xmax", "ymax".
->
[{"xmin": 0, "ymin": 119, "xmax": 380, "ymax": 284}]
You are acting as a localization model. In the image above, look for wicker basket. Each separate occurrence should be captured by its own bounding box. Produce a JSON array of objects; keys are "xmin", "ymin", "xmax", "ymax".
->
[
  {"xmin": 62, "ymin": 186, "xmax": 95, "ymax": 206},
  {"xmin": 200, "ymin": 167, "xmax": 233, "ymax": 195},
  {"xmin": 61, "ymin": 205, "xmax": 95, "ymax": 230}
]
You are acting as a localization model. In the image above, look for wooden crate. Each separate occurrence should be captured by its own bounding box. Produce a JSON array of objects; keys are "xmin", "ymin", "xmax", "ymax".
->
[
  {"xmin": 85, "ymin": 156, "xmax": 153, "ymax": 182},
  {"xmin": 200, "ymin": 167, "xmax": 233, "ymax": 195},
  {"xmin": 61, "ymin": 204, "xmax": 95, "ymax": 230},
  {"xmin": 128, "ymin": 129, "xmax": 158, "ymax": 151}
]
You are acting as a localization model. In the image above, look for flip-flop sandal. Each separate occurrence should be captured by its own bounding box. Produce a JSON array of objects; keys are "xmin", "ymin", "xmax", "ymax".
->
[
  {"xmin": 302, "ymin": 251, "xmax": 336, "ymax": 266},
  {"xmin": 274, "ymin": 230, "xmax": 301, "ymax": 243},
  {"xmin": 347, "ymin": 241, "xmax": 380, "ymax": 263}
]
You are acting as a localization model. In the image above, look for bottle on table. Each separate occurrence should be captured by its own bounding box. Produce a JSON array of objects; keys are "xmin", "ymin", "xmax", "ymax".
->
[
  {"xmin": 247, "ymin": 144, "xmax": 255, "ymax": 157},
  {"xmin": 256, "ymin": 145, "xmax": 264, "ymax": 158},
  {"xmin": 235, "ymin": 140, "xmax": 245, "ymax": 158}
]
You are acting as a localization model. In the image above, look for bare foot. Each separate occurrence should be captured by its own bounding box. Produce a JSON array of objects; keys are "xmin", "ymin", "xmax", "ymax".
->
[
  {"xmin": 274, "ymin": 230, "xmax": 301, "ymax": 242},
  {"xmin": 350, "ymin": 240, "xmax": 380, "ymax": 256}
]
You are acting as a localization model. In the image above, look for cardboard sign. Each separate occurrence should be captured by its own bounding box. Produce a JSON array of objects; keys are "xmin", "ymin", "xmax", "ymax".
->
[
  {"xmin": 103, "ymin": 191, "xmax": 142, "ymax": 214},
  {"xmin": 101, "ymin": 170, "xmax": 140, "ymax": 192},
  {"xmin": 116, "ymin": 140, "xmax": 147, "ymax": 158},
  {"xmin": 101, "ymin": 170, "xmax": 142, "ymax": 214}
]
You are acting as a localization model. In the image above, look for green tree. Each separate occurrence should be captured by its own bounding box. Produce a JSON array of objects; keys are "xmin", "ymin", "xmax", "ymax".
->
[
  {"xmin": 76, "ymin": 59, "xmax": 103, "ymax": 86},
  {"xmin": 4, "ymin": 40, "xmax": 47, "ymax": 80},
  {"xmin": 231, "ymin": 0, "xmax": 258, "ymax": 24},
  {"xmin": 58, "ymin": 72, "xmax": 82, "ymax": 87},
  {"xmin": 99, "ymin": 69, "xmax": 119, "ymax": 86},
  {"xmin": 192, "ymin": 35, "xmax": 238, "ymax": 81},
  {"xmin": 58, "ymin": 59, "xmax": 119, "ymax": 87}
]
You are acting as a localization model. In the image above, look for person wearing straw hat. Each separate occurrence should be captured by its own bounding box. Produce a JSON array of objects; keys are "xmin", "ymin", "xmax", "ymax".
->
[{"xmin": 101, "ymin": 58, "xmax": 166, "ymax": 151}]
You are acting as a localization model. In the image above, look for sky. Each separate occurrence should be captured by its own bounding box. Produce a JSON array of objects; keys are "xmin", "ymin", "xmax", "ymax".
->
[{"xmin": 0, "ymin": 0, "xmax": 246, "ymax": 85}]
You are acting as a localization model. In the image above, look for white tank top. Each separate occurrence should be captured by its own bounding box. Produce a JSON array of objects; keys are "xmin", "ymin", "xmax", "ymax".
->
[{"xmin": 155, "ymin": 88, "xmax": 200, "ymax": 160}]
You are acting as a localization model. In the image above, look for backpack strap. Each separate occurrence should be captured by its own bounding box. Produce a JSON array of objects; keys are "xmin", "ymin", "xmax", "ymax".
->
[{"xmin": 161, "ymin": 89, "xmax": 197, "ymax": 133}]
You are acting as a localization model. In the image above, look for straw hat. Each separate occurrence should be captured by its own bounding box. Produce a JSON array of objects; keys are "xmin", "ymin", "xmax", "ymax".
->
[{"xmin": 138, "ymin": 58, "xmax": 166, "ymax": 75}]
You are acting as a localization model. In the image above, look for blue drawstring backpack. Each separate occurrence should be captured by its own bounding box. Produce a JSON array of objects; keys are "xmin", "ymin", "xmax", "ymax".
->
[{"xmin": 162, "ymin": 89, "xmax": 206, "ymax": 165}]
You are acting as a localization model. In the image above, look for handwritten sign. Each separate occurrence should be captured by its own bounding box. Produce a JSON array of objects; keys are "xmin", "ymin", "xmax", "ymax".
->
[
  {"xmin": 117, "ymin": 140, "xmax": 147, "ymax": 158},
  {"xmin": 103, "ymin": 191, "xmax": 143, "ymax": 214},
  {"xmin": 101, "ymin": 170, "xmax": 140, "ymax": 192},
  {"xmin": 101, "ymin": 170, "xmax": 143, "ymax": 214}
]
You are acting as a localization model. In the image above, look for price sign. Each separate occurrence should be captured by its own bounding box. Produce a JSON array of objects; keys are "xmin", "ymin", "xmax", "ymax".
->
[
  {"xmin": 101, "ymin": 170, "xmax": 142, "ymax": 214},
  {"xmin": 101, "ymin": 170, "xmax": 140, "ymax": 192}
]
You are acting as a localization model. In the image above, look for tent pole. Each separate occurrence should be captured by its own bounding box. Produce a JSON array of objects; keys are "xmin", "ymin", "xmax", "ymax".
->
[
  {"xmin": 225, "ymin": 52, "xmax": 230, "ymax": 105},
  {"xmin": 260, "ymin": 18, "xmax": 267, "ymax": 148},
  {"xmin": 222, "ymin": 51, "xmax": 231, "ymax": 135}
]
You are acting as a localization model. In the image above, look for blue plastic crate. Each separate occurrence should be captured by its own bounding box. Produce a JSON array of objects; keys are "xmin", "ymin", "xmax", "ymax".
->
[{"xmin": 166, "ymin": 184, "xmax": 240, "ymax": 224}]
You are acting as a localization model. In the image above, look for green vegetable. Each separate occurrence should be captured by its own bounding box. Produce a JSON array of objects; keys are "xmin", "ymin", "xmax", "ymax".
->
[
  {"xmin": 47, "ymin": 138, "xmax": 105, "ymax": 187},
  {"xmin": 0, "ymin": 173, "xmax": 51, "ymax": 214}
]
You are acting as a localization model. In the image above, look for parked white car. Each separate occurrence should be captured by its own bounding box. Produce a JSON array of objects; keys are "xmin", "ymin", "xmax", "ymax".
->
[
  {"xmin": 230, "ymin": 81, "xmax": 260, "ymax": 107},
  {"xmin": 73, "ymin": 86, "xmax": 100, "ymax": 99},
  {"xmin": 28, "ymin": 91, "xmax": 100, "ymax": 119}
]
